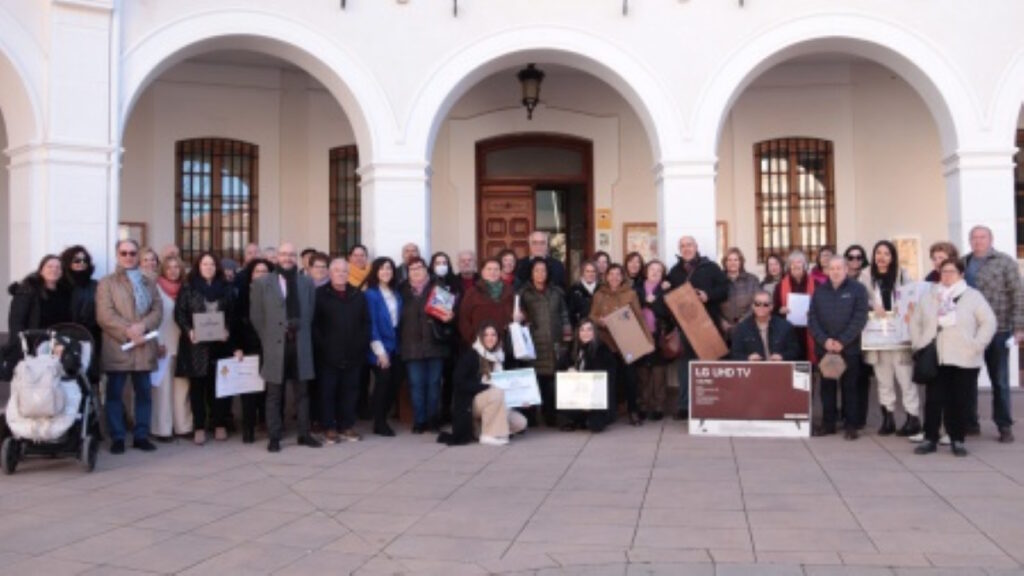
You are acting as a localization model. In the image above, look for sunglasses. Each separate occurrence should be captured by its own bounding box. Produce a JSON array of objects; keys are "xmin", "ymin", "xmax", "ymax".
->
[
  {"xmin": 119, "ymin": 251, "xmax": 138, "ymax": 257},
  {"xmin": 846, "ymin": 255, "xmax": 864, "ymax": 261},
  {"xmin": 72, "ymin": 257, "xmax": 89, "ymax": 264},
  {"xmin": 753, "ymin": 301, "xmax": 772, "ymax": 308}
]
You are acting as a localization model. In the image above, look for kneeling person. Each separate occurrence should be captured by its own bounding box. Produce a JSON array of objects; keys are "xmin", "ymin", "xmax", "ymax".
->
[{"xmin": 449, "ymin": 323, "xmax": 527, "ymax": 446}]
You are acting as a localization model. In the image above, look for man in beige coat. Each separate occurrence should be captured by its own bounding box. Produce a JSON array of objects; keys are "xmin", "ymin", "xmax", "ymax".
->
[{"xmin": 96, "ymin": 239, "xmax": 162, "ymax": 454}]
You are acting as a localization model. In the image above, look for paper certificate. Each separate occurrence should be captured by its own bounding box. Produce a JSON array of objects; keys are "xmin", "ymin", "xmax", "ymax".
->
[
  {"xmin": 785, "ymin": 293, "xmax": 810, "ymax": 327},
  {"xmin": 489, "ymin": 368, "xmax": 542, "ymax": 407},
  {"xmin": 862, "ymin": 311, "xmax": 909, "ymax": 350},
  {"xmin": 215, "ymin": 356, "xmax": 265, "ymax": 398},
  {"xmin": 556, "ymin": 372, "xmax": 608, "ymax": 410},
  {"xmin": 193, "ymin": 312, "xmax": 227, "ymax": 343}
]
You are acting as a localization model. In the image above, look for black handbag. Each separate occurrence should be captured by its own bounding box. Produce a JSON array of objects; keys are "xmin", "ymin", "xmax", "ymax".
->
[{"xmin": 912, "ymin": 339, "xmax": 939, "ymax": 384}]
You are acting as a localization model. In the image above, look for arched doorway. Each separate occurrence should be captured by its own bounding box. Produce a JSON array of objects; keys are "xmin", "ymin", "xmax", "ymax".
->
[
  {"xmin": 120, "ymin": 48, "xmax": 363, "ymax": 260},
  {"xmin": 476, "ymin": 134, "xmax": 594, "ymax": 276}
]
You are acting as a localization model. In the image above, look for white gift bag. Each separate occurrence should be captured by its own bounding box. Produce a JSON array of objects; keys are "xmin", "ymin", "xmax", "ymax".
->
[{"xmin": 509, "ymin": 295, "xmax": 537, "ymax": 360}]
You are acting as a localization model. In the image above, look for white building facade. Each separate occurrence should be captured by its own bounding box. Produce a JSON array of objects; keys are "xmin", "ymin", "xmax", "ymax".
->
[{"xmin": 2, "ymin": 0, "xmax": 1024, "ymax": 330}]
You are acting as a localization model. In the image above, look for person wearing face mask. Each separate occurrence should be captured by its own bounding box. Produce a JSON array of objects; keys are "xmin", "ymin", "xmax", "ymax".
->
[
  {"xmin": 567, "ymin": 261, "xmax": 599, "ymax": 329},
  {"xmin": 429, "ymin": 252, "xmax": 461, "ymax": 425}
]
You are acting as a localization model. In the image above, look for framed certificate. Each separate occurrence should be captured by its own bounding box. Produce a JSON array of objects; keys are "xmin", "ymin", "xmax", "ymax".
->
[
  {"xmin": 215, "ymin": 356, "xmax": 264, "ymax": 398},
  {"xmin": 556, "ymin": 372, "xmax": 608, "ymax": 410},
  {"xmin": 193, "ymin": 312, "xmax": 227, "ymax": 343},
  {"xmin": 489, "ymin": 368, "xmax": 542, "ymax": 407}
]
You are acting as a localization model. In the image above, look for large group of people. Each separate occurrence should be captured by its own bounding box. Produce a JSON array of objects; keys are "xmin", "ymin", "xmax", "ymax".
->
[{"xmin": 4, "ymin": 224, "xmax": 1020, "ymax": 458}]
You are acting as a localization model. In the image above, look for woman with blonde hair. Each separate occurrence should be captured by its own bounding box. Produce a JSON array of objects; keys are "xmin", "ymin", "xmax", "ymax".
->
[{"xmin": 150, "ymin": 255, "xmax": 193, "ymax": 440}]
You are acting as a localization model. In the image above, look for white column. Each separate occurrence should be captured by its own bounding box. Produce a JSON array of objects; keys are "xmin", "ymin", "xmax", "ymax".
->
[
  {"xmin": 6, "ymin": 143, "xmax": 115, "ymax": 278},
  {"xmin": 359, "ymin": 162, "xmax": 431, "ymax": 262},
  {"xmin": 656, "ymin": 159, "xmax": 719, "ymax": 262},
  {"xmin": 943, "ymin": 149, "xmax": 1017, "ymax": 254}
]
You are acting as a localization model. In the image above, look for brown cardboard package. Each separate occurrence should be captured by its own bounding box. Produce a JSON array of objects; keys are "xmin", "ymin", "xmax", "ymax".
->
[{"xmin": 663, "ymin": 283, "xmax": 729, "ymax": 360}]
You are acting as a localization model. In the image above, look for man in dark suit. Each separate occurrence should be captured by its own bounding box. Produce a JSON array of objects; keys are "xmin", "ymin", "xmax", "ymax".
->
[
  {"xmin": 515, "ymin": 231, "xmax": 567, "ymax": 289},
  {"xmin": 250, "ymin": 242, "xmax": 322, "ymax": 452}
]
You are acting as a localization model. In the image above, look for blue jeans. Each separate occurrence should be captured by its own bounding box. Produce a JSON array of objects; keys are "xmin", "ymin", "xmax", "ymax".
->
[
  {"xmin": 406, "ymin": 358, "xmax": 443, "ymax": 426},
  {"xmin": 106, "ymin": 371, "xmax": 152, "ymax": 441},
  {"xmin": 984, "ymin": 330, "xmax": 1014, "ymax": 429}
]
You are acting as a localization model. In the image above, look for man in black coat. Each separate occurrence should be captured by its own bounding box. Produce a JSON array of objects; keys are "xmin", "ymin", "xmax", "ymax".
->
[
  {"xmin": 515, "ymin": 231, "xmax": 567, "ymax": 289},
  {"xmin": 313, "ymin": 258, "xmax": 370, "ymax": 443},
  {"xmin": 808, "ymin": 255, "xmax": 869, "ymax": 440},
  {"xmin": 665, "ymin": 235, "xmax": 728, "ymax": 420},
  {"xmin": 731, "ymin": 290, "xmax": 800, "ymax": 361}
]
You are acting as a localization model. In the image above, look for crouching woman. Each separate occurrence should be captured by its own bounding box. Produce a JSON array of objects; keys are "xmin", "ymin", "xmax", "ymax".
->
[{"xmin": 445, "ymin": 322, "xmax": 527, "ymax": 446}]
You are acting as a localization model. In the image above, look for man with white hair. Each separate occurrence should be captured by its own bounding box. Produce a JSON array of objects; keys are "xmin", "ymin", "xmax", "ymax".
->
[
  {"xmin": 396, "ymin": 242, "xmax": 421, "ymax": 285},
  {"xmin": 515, "ymin": 231, "xmax": 567, "ymax": 288},
  {"xmin": 964, "ymin": 225, "xmax": 1023, "ymax": 443},
  {"xmin": 457, "ymin": 250, "xmax": 479, "ymax": 294}
]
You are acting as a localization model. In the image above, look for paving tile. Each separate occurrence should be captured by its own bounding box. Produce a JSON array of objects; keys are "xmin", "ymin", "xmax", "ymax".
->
[
  {"xmin": 755, "ymin": 551, "xmax": 843, "ymax": 565},
  {"xmin": 333, "ymin": 510, "xmax": 422, "ymax": 535},
  {"xmin": 633, "ymin": 526, "xmax": 752, "ymax": 550},
  {"xmin": 0, "ymin": 516, "xmax": 118, "ymax": 555},
  {"xmin": 869, "ymin": 530, "xmax": 1005, "ymax": 556},
  {"xmin": 255, "ymin": 512, "xmax": 351, "ymax": 549},
  {"xmin": 751, "ymin": 528, "xmax": 877, "ymax": 553},
  {"xmin": 407, "ymin": 509, "xmax": 532, "ymax": 539},
  {"xmin": 384, "ymin": 534, "xmax": 509, "ymax": 562},
  {"xmin": 179, "ymin": 542, "xmax": 309, "ymax": 575},
  {"xmin": 322, "ymin": 531, "xmax": 395, "ymax": 555},
  {"xmin": 48, "ymin": 526, "xmax": 177, "ymax": 565},
  {"xmin": 640, "ymin": 508, "xmax": 748, "ymax": 529},
  {"xmin": 626, "ymin": 547, "xmax": 711, "ymax": 564},
  {"xmin": 132, "ymin": 501, "xmax": 239, "ymax": 533},
  {"xmin": 196, "ymin": 508, "xmax": 306, "ymax": 542},
  {"xmin": 805, "ymin": 568, "xmax": 895, "ymax": 576},
  {"xmin": 839, "ymin": 552, "xmax": 930, "ymax": 567},
  {"xmin": 271, "ymin": 549, "xmax": 369, "ymax": 575},
  {"xmin": 106, "ymin": 533, "xmax": 237, "ymax": 573},
  {"xmin": 716, "ymin": 564, "xmax": 805, "ymax": 576},
  {"xmin": 625, "ymin": 564, "xmax": 713, "ymax": 576},
  {"xmin": 0, "ymin": 556, "xmax": 95, "ymax": 576},
  {"xmin": 925, "ymin": 553, "xmax": 1020, "ymax": 569},
  {"xmin": 517, "ymin": 521, "xmax": 636, "ymax": 546},
  {"xmin": 846, "ymin": 496, "xmax": 976, "ymax": 533},
  {"xmin": 747, "ymin": 508, "xmax": 861, "ymax": 530}
]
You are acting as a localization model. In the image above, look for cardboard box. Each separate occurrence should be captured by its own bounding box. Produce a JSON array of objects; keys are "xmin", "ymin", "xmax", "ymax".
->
[
  {"xmin": 600, "ymin": 305, "xmax": 654, "ymax": 364},
  {"xmin": 663, "ymin": 283, "xmax": 729, "ymax": 360}
]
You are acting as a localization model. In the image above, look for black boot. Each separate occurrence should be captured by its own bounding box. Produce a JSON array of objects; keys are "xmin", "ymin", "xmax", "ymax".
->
[
  {"xmin": 896, "ymin": 415, "xmax": 921, "ymax": 437},
  {"xmin": 878, "ymin": 407, "xmax": 896, "ymax": 436}
]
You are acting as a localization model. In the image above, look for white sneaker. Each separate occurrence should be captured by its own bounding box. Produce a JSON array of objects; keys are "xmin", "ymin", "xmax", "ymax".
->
[
  {"xmin": 479, "ymin": 435, "xmax": 509, "ymax": 446},
  {"xmin": 908, "ymin": 432, "xmax": 925, "ymax": 443}
]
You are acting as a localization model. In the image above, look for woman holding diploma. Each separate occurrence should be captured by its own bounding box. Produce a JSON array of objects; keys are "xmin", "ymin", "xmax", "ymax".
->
[
  {"xmin": 773, "ymin": 250, "xmax": 815, "ymax": 363},
  {"xmin": 447, "ymin": 322, "xmax": 527, "ymax": 446},
  {"xmin": 517, "ymin": 258, "xmax": 572, "ymax": 427},
  {"xmin": 175, "ymin": 252, "xmax": 241, "ymax": 445},
  {"xmin": 560, "ymin": 318, "xmax": 617, "ymax": 432}
]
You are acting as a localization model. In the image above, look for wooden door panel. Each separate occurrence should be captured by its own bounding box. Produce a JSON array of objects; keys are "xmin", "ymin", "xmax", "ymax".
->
[{"xmin": 479, "ymin": 185, "xmax": 534, "ymax": 261}]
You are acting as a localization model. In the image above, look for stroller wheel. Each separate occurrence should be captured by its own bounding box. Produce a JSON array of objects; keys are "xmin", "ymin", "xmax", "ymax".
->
[
  {"xmin": 82, "ymin": 436, "xmax": 99, "ymax": 473},
  {"xmin": 1, "ymin": 437, "xmax": 18, "ymax": 475}
]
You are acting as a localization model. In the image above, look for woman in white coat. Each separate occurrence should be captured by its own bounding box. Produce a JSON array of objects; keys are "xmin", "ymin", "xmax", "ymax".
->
[
  {"xmin": 910, "ymin": 258, "xmax": 996, "ymax": 456},
  {"xmin": 861, "ymin": 240, "xmax": 922, "ymax": 437},
  {"xmin": 150, "ymin": 255, "xmax": 193, "ymax": 439}
]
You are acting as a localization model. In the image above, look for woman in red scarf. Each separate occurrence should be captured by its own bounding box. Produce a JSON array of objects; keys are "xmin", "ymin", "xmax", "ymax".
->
[
  {"xmin": 773, "ymin": 250, "xmax": 815, "ymax": 363},
  {"xmin": 150, "ymin": 255, "xmax": 192, "ymax": 441}
]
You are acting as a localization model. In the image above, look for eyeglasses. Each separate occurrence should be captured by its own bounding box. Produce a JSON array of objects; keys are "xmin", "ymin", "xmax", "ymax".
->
[
  {"xmin": 753, "ymin": 301, "xmax": 772, "ymax": 308},
  {"xmin": 119, "ymin": 251, "xmax": 138, "ymax": 257},
  {"xmin": 72, "ymin": 257, "xmax": 89, "ymax": 264},
  {"xmin": 846, "ymin": 255, "xmax": 864, "ymax": 261}
]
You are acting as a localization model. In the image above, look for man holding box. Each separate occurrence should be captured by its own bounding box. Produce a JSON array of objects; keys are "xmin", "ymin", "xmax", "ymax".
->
[{"xmin": 96, "ymin": 239, "xmax": 162, "ymax": 454}]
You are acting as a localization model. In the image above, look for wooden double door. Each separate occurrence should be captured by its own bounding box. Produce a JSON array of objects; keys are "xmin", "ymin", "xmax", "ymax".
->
[{"xmin": 476, "ymin": 134, "xmax": 593, "ymax": 273}]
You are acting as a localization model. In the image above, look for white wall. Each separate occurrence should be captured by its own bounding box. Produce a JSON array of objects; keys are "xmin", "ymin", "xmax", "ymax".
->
[
  {"xmin": 716, "ymin": 60, "xmax": 945, "ymax": 279},
  {"xmin": 120, "ymin": 61, "xmax": 355, "ymax": 256},
  {"xmin": 429, "ymin": 70, "xmax": 656, "ymax": 264}
]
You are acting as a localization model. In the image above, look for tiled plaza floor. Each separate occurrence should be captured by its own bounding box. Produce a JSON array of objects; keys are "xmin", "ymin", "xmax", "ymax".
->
[{"xmin": 1, "ymin": 393, "xmax": 1023, "ymax": 575}]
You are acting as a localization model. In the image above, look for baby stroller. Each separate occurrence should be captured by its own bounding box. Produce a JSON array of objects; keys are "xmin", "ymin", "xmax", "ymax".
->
[{"xmin": 0, "ymin": 323, "xmax": 101, "ymax": 474}]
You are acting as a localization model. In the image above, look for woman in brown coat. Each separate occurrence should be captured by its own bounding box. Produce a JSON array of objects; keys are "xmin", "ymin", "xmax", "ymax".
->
[
  {"xmin": 457, "ymin": 258, "xmax": 515, "ymax": 346},
  {"xmin": 590, "ymin": 264, "xmax": 648, "ymax": 426},
  {"xmin": 517, "ymin": 258, "xmax": 571, "ymax": 426}
]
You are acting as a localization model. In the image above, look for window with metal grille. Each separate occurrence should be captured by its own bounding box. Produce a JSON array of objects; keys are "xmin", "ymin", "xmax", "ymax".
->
[
  {"xmin": 329, "ymin": 145, "xmax": 360, "ymax": 256},
  {"xmin": 1015, "ymin": 129, "xmax": 1024, "ymax": 258},
  {"xmin": 175, "ymin": 139, "xmax": 258, "ymax": 265},
  {"xmin": 753, "ymin": 138, "xmax": 836, "ymax": 263}
]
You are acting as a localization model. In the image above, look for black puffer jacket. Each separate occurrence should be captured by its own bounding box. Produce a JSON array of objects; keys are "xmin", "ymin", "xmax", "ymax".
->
[
  {"xmin": 567, "ymin": 282, "xmax": 595, "ymax": 328},
  {"xmin": 7, "ymin": 275, "xmax": 72, "ymax": 337},
  {"xmin": 174, "ymin": 278, "xmax": 238, "ymax": 378},
  {"xmin": 666, "ymin": 254, "xmax": 729, "ymax": 334}
]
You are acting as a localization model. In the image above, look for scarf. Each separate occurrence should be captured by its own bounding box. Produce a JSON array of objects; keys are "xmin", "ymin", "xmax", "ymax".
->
[
  {"xmin": 69, "ymin": 269, "xmax": 93, "ymax": 288},
  {"xmin": 938, "ymin": 279, "xmax": 967, "ymax": 327},
  {"xmin": 280, "ymin": 266, "xmax": 301, "ymax": 321},
  {"xmin": 642, "ymin": 279, "xmax": 660, "ymax": 334},
  {"xmin": 192, "ymin": 275, "xmax": 227, "ymax": 303},
  {"xmin": 125, "ymin": 268, "xmax": 151, "ymax": 316},
  {"xmin": 157, "ymin": 276, "xmax": 182, "ymax": 299},
  {"xmin": 484, "ymin": 279, "xmax": 504, "ymax": 301},
  {"xmin": 581, "ymin": 280, "xmax": 597, "ymax": 295},
  {"xmin": 472, "ymin": 338, "xmax": 505, "ymax": 365},
  {"xmin": 409, "ymin": 274, "xmax": 429, "ymax": 297},
  {"xmin": 501, "ymin": 273, "xmax": 516, "ymax": 288},
  {"xmin": 348, "ymin": 263, "xmax": 370, "ymax": 288}
]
